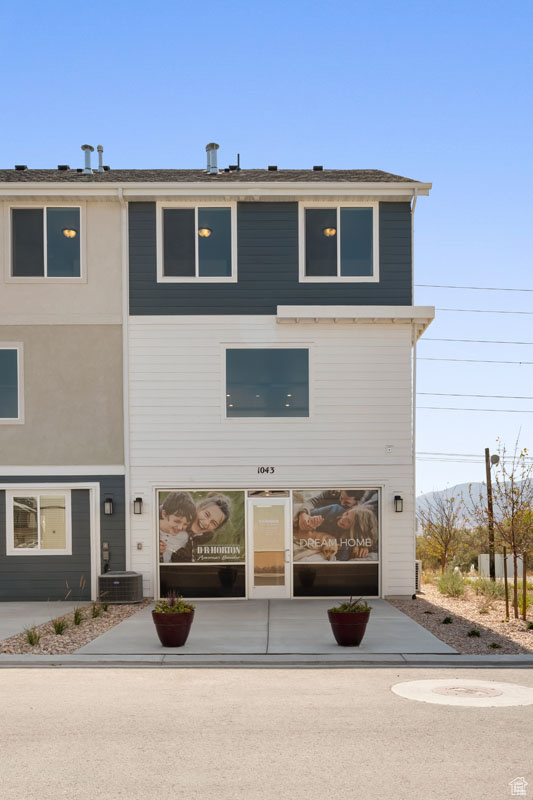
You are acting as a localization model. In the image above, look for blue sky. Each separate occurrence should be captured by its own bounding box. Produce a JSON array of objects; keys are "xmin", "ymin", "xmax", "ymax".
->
[{"xmin": 2, "ymin": 0, "xmax": 532, "ymax": 493}]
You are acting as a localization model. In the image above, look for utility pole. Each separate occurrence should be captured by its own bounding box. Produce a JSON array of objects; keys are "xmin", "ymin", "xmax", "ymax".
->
[{"xmin": 485, "ymin": 447, "xmax": 496, "ymax": 581}]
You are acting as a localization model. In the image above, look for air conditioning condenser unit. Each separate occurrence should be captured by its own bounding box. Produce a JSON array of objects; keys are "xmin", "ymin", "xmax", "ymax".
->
[{"xmin": 98, "ymin": 571, "xmax": 143, "ymax": 604}]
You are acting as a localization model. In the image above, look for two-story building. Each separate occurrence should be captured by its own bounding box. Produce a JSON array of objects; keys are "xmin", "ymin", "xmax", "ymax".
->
[{"xmin": 0, "ymin": 144, "xmax": 433, "ymax": 602}]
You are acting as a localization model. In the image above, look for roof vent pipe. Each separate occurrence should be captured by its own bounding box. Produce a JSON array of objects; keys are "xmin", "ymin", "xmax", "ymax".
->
[
  {"xmin": 96, "ymin": 144, "xmax": 104, "ymax": 173},
  {"xmin": 81, "ymin": 144, "xmax": 94, "ymax": 174},
  {"xmin": 205, "ymin": 142, "xmax": 219, "ymax": 174}
]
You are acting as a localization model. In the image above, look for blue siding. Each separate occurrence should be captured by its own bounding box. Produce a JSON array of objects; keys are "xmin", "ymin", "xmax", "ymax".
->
[
  {"xmin": 0, "ymin": 475, "xmax": 125, "ymax": 601},
  {"xmin": 129, "ymin": 202, "xmax": 412, "ymax": 314}
]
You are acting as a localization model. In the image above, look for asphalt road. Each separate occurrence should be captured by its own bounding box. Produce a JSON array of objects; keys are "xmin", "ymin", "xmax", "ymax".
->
[{"xmin": 0, "ymin": 667, "xmax": 531, "ymax": 799}]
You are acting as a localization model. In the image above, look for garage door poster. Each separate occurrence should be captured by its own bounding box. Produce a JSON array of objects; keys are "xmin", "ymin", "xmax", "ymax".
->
[
  {"xmin": 158, "ymin": 490, "xmax": 245, "ymax": 563},
  {"xmin": 293, "ymin": 489, "xmax": 379, "ymax": 563}
]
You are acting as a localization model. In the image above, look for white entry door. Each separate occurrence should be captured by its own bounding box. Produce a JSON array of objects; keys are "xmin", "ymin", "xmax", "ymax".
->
[{"xmin": 247, "ymin": 496, "xmax": 292, "ymax": 599}]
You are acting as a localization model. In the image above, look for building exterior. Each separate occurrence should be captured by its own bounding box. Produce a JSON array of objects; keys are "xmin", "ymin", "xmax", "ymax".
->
[{"xmin": 0, "ymin": 146, "xmax": 433, "ymax": 601}]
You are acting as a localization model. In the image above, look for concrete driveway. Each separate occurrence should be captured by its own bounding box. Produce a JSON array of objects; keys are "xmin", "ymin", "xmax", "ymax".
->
[{"xmin": 76, "ymin": 599, "xmax": 456, "ymax": 656}]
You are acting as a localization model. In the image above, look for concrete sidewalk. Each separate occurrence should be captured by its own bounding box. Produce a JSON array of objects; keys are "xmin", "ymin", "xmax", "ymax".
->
[{"xmin": 1, "ymin": 599, "xmax": 532, "ymax": 667}]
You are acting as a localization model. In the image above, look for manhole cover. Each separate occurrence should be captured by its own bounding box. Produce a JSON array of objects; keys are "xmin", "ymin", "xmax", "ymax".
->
[
  {"xmin": 391, "ymin": 679, "xmax": 533, "ymax": 707},
  {"xmin": 433, "ymin": 686, "xmax": 502, "ymax": 698}
]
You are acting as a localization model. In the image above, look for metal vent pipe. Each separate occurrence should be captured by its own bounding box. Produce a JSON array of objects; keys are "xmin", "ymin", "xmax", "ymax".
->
[
  {"xmin": 97, "ymin": 145, "xmax": 104, "ymax": 172},
  {"xmin": 81, "ymin": 144, "xmax": 94, "ymax": 174},
  {"xmin": 205, "ymin": 142, "xmax": 219, "ymax": 174}
]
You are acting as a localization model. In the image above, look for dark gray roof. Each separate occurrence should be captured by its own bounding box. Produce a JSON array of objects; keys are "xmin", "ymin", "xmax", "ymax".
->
[{"xmin": 0, "ymin": 168, "xmax": 420, "ymax": 183}]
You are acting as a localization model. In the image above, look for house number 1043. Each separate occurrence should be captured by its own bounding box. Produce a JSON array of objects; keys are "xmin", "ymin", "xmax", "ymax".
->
[{"xmin": 257, "ymin": 466, "xmax": 275, "ymax": 474}]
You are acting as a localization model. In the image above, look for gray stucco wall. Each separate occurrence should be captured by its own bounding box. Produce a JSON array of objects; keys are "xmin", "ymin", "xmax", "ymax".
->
[
  {"xmin": 0, "ymin": 326, "xmax": 124, "ymax": 466},
  {"xmin": 129, "ymin": 201, "xmax": 412, "ymax": 314},
  {"xmin": 0, "ymin": 475, "xmax": 125, "ymax": 601}
]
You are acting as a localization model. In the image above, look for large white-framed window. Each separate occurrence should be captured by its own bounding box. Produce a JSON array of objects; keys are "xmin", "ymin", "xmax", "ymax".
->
[
  {"xmin": 0, "ymin": 343, "xmax": 24, "ymax": 424},
  {"xmin": 8, "ymin": 204, "xmax": 84, "ymax": 282},
  {"xmin": 6, "ymin": 490, "xmax": 72, "ymax": 555},
  {"xmin": 223, "ymin": 344, "xmax": 311, "ymax": 421},
  {"xmin": 156, "ymin": 201, "xmax": 237, "ymax": 283},
  {"xmin": 299, "ymin": 201, "xmax": 379, "ymax": 282}
]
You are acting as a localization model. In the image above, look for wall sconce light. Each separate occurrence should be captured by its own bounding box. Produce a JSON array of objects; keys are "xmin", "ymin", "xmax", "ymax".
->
[
  {"xmin": 103, "ymin": 497, "xmax": 114, "ymax": 515},
  {"xmin": 322, "ymin": 227, "xmax": 337, "ymax": 238},
  {"xmin": 62, "ymin": 228, "xmax": 78, "ymax": 238},
  {"xmin": 133, "ymin": 497, "xmax": 143, "ymax": 515},
  {"xmin": 394, "ymin": 495, "xmax": 404, "ymax": 513},
  {"xmin": 198, "ymin": 227, "xmax": 212, "ymax": 238}
]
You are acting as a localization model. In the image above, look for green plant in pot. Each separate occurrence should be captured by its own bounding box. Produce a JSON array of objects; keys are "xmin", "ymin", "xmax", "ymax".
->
[
  {"xmin": 152, "ymin": 594, "xmax": 195, "ymax": 647},
  {"xmin": 327, "ymin": 597, "xmax": 372, "ymax": 646}
]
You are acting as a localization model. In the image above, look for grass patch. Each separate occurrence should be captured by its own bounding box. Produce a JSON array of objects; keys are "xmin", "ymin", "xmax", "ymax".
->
[
  {"xmin": 526, "ymin": 621, "xmax": 533, "ymax": 631},
  {"xmin": 472, "ymin": 578, "xmax": 505, "ymax": 600},
  {"xmin": 467, "ymin": 629, "xmax": 481, "ymax": 637},
  {"xmin": 91, "ymin": 604, "xmax": 101, "ymax": 618},
  {"xmin": 101, "ymin": 602, "xmax": 109, "ymax": 612},
  {"xmin": 478, "ymin": 609, "xmax": 490, "ymax": 615},
  {"xmin": 25, "ymin": 627, "xmax": 40, "ymax": 646},
  {"xmin": 442, "ymin": 616, "xmax": 453, "ymax": 624},
  {"xmin": 73, "ymin": 607, "xmax": 84, "ymax": 625},
  {"xmin": 488, "ymin": 642, "xmax": 502, "ymax": 649},
  {"xmin": 51, "ymin": 617, "xmax": 68, "ymax": 635},
  {"xmin": 438, "ymin": 570, "xmax": 465, "ymax": 598}
]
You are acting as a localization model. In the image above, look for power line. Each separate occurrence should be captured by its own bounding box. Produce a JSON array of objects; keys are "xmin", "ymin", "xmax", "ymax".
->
[
  {"xmin": 437, "ymin": 308, "xmax": 533, "ymax": 315},
  {"xmin": 418, "ymin": 357, "xmax": 533, "ymax": 365},
  {"xmin": 417, "ymin": 392, "xmax": 533, "ymax": 400},
  {"xmin": 422, "ymin": 337, "xmax": 533, "ymax": 346},
  {"xmin": 417, "ymin": 284, "xmax": 533, "ymax": 292},
  {"xmin": 417, "ymin": 450, "xmax": 533, "ymax": 461},
  {"xmin": 418, "ymin": 406, "xmax": 533, "ymax": 413}
]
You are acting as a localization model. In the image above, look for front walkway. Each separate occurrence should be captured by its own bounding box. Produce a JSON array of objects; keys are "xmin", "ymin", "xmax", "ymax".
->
[{"xmin": 76, "ymin": 599, "xmax": 455, "ymax": 658}]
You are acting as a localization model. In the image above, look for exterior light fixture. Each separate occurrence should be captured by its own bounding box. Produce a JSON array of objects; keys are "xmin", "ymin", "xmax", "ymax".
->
[
  {"xmin": 228, "ymin": 403, "xmax": 233, "ymax": 408},
  {"xmin": 322, "ymin": 227, "xmax": 336, "ymax": 238},
  {"xmin": 62, "ymin": 228, "xmax": 77, "ymax": 239},
  {"xmin": 103, "ymin": 497, "xmax": 114, "ymax": 515},
  {"xmin": 226, "ymin": 393, "xmax": 231, "ymax": 397},
  {"xmin": 286, "ymin": 393, "xmax": 292, "ymax": 397},
  {"xmin": 285, "ymin": 403, "xmax": 290, "ymax": 407},
  {"xmin": 198, "ymin": 228, "xmax": 212, "ymax": 238},
  {"xmin": 394, "ymin": 495, "xmax": 404, "ymax": 513},
  {"xmin": 133, "ymin": 497, "xmax": 143, "ymax": 515}
]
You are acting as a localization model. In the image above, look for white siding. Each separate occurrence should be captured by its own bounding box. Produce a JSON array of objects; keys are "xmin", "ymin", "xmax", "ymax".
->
[{"xmin": 128, "ymin": 315, "xmax": 415, "ymax": 597}]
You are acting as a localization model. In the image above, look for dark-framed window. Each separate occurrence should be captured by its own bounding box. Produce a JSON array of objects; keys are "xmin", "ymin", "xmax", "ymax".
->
[
  {"xmin": 301, "ymin": 204, "xmax": 378, "ymax": 281},
  {"xmin": 158, "ymin": 204, "xmax": 235, "ymax": 281},
  {"xmin": 11, "ymin": 207, "xmax": 81, "ymax": 278},
  {"xmin": 0, "ymin": 345, "xmax": 22, "ymax": 422},
  {"xmin": 226, "ymin": 348, "xmax": 309, "ymax": 418}
]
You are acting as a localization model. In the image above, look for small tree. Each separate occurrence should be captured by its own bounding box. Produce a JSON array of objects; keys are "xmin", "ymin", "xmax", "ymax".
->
[
  {"xmin": 470, "ymin": 441, "xmax": 533, "ymax": 619},
  {"xmin": 417, "ymin": 493, "xmax": 464, "ymax": 573}
]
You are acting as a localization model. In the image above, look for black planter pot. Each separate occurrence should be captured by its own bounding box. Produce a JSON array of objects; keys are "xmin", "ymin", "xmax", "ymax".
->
[
  {"xmin": 327, "ymin": 610, "xmax": 370, "ymax": 646},
  {"xmin": 152, "ymin": 610, "xmax": 195, "ymax": 647}
]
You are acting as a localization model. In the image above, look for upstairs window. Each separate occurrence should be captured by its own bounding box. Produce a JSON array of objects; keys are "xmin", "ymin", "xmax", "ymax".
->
[
  {"xmin": 226, "ymin": 348, "xmax": 309, "ymax": 418},
  {"xmin": 158, "ymin": 204, "xmax": 236, "ymax": 281},
  {"xmin": 0, "ymin": 344, "xmax": 23, "ymax": 423},
  {"xmin": 11, "ymin": 207, "xmax": 81, "ymax": 278},
  {"xmin": 300, "ymin": 203, "xmax": 379, "ymax": 282}
]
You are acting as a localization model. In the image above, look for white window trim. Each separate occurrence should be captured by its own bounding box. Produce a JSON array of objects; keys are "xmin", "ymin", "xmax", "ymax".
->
[
  {"xmin": 298, "ymin": 200, "xmax": 379, "ymax": 283},
  {"xmin": 156, "ymin": 200, "xmax": 238, "ymax": 283},
  {"xmin": 0, "ymin": 342, "xmax": 24, "ymax": 425},
  {"xmin": 6, "ymin": 489, "xmax": 72, "ymax": 556},
  {"xmin": 221, "ymin": 342, "xmax": 313, "ymax": 424},
  {"xmin": 5, "ymin": 203, "xmax": 86, "ymax": 284}
]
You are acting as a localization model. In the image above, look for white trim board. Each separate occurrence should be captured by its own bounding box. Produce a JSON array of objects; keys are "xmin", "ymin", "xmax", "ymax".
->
[{"xmin": 0, "ymin": 465, "xmax": 125, "ymax": 476}]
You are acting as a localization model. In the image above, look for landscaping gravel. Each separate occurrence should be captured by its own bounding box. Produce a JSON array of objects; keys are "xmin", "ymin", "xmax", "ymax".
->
[
  {"xmin": 0, "ymin": 600, "xmax": 152, "ymax": 655},
  {"xmin": 389, "ymin": 584, "xmax": 533, "ymax": 654}
]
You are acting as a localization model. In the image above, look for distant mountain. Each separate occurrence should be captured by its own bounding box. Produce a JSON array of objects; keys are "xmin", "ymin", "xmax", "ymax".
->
[{"xmin": 416, "ymin": 482, "xmax": 487, "ymax": 524}]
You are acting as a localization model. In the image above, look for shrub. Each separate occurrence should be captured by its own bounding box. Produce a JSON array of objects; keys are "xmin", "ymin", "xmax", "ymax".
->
[
  {"xmin": 101, "ymin": 603, "xmax": 109, "ymax": 613},
  {"xmin": 25, "ymin": 627, "xmax": 40, "ymax": 646},
  {"xmin": 488, "ymin": 642, "xmax": 502, "ymax": 649},
  {"xmin": 438, "ymin": 570, "xmax": 465, "ymax": 598},
  {"xmin": 91, "ymin": 604, "xmax": 101, "ymax": 618},
  {"xmin": 154, "ymin": 596, "xmax": 195, "ymax": 614},
  {"xmin": 467, "ymin": 629, "xmax": 481, "ymax": 637},
  {"xmin": 329, "ymin": 597, "xmax": 372, "ymax": 614},
  {"xmin": 526, "ymin": 621, "xmax": 533, "ymax": 630},
  {"xmin": 73, "ymin": 607, "xmax": 84, "ymax": 625},
  {"xmin": 51, "ymin": 617, "xmax": 68, "ymax": 635},
  {"xmin": 479, "ymin": 609, "xmax": 490, "ymax": 615},
  {"xmin": 442, "ymin": 616, "xmax": 453, "ymax": 624},
  {"xmin": 472, "ymin": 579, "xmax": 505, "ymax": 600}
]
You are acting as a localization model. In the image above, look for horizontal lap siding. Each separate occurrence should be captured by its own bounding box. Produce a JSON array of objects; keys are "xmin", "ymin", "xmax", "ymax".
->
[
  {"xmin": 128, "ymin": 317, "xmax": 415, "ymax": 596},
  {"xmin": 129, "ymin": 202, "xmax": 412, "ymax": 314},
  {"xmin": 0, "ymin": 476, "xmax": 125, "ymax": 600}
]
